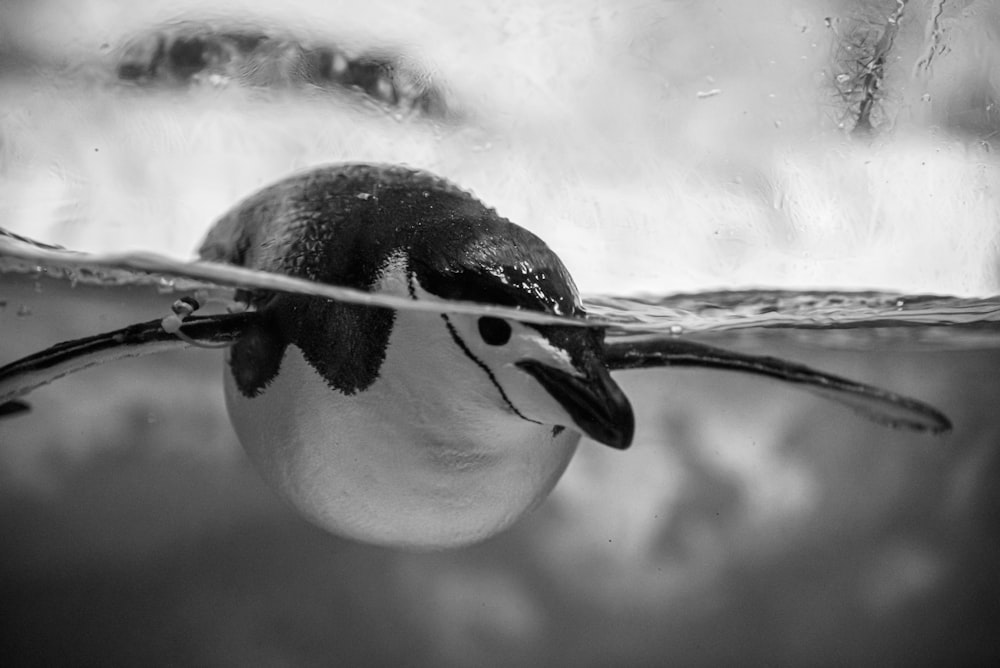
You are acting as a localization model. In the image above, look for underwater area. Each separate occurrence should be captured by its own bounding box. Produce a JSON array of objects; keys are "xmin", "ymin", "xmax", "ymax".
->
[{"xmin": 2, "ymin": 0, "xmax": 999, "ymax": 665}]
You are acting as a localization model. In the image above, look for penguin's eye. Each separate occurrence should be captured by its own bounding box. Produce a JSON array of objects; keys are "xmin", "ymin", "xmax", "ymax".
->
[{"xmin": 477, "ymin": 317, "xmax": 512, "ymax": 346}]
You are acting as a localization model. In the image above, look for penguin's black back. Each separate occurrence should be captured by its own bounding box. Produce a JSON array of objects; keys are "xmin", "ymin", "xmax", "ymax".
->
[{"xmin": 201, "ymin": 163, "xmax": 583, "ymax": 397}]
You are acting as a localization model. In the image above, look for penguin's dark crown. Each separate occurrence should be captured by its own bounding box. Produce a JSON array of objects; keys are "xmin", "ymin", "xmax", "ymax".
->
[{"xmin": 201, "ymin": 163, "xmax": 583, "ymax": 316}]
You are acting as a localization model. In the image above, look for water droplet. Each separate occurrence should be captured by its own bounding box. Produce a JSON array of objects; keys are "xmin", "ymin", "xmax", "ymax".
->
[{"xmin": 16, "ymin": 304, "xmax": 32, "ymax": 318}]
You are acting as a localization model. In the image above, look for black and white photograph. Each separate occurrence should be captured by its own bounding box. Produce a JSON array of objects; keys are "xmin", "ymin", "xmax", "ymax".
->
[{"xmin": 1, "ymin": 1, "xmax": 998, "ymax": 665}]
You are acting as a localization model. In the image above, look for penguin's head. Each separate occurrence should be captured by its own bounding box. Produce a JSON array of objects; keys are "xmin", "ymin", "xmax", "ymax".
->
[
  {"xmin": 404, "ymin": 211, "xmax": 635, "ymax": 452},
  {"xmin": 214, "ymin": 164, "xmax": 634, "ymax": 548}
]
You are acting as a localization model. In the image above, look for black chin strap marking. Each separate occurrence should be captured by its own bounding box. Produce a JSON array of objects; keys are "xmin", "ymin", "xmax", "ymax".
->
[
  {"xmin": 406, "ymin": 270, "xmax": 540, "ymax": 426},
  {"xmin": 440, "ymin": 314, "xmax": 541, "ymax": 426}
]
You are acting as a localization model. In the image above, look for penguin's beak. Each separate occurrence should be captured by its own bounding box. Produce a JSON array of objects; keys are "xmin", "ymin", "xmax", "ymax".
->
[{"xmin": 516, "ymin": 357, "xmax": 635, "ymax": 450}]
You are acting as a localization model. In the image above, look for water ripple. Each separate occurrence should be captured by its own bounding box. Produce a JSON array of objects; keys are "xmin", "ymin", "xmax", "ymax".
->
[{"xmin": 3, "ymin": 229, "xmax": 999, "ymax": 346}]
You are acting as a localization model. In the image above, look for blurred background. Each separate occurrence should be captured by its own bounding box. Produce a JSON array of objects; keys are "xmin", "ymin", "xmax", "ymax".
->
[{"xmin": 1, "ymin": 0, "xmax": 999, "ymax": 665}]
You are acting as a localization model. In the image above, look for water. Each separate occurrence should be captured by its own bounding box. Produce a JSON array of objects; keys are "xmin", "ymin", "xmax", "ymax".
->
[
  {"xmin": 2, "ymin": 250, "xmax": 998, "ymax": 665},
  {"xmin": 2, "ymin": 178, "xmax": 1000, "ymax": 667}
]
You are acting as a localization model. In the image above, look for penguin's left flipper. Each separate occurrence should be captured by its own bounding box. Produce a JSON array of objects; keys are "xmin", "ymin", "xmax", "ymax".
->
[
  {"xmin": 0, "ymin": 312, "xmax": 254, "ymax": 418},
  {"xmin": 603, "ymin": 336, "xmax": 952, "ymax": 434}
]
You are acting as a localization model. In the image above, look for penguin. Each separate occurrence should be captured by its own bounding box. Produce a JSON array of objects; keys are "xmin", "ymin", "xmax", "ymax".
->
[{"xmin": 0, "ymin": 163, "xmax": 951, "ymax": 549}]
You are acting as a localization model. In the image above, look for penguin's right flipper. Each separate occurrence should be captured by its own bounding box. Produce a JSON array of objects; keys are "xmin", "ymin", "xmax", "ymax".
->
[
  {"xmin": 603, "ymin": 335, "xmax": 952, "ymax": 434},
  {"xmin": 0, "ymin": 312, "xmax": 254, "ymax": 417}
]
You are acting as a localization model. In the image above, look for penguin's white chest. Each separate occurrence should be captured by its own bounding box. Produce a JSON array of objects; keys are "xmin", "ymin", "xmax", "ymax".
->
[{"xmin": 223, "ymin": 308, "xmax": 579, "ymax": 549}]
